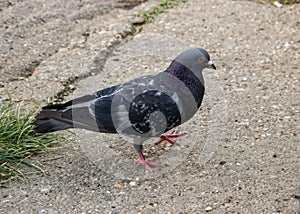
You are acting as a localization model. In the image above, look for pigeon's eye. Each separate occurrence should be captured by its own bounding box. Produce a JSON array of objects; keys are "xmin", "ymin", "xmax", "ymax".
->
[{"xmin": 198, "ymin": 56, "xmax": 205, "ymax": 63}]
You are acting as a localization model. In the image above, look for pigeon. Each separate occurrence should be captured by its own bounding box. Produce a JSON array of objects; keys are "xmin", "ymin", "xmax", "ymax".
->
[{"xmin": 34, "ymin": 48, "xmax": 216, "ymax": 171}]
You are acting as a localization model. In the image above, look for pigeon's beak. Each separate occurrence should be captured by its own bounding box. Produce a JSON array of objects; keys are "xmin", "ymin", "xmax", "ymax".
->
[{"xmin": 208, "ymin": 61, "xmax": 216, "ymax": 70}]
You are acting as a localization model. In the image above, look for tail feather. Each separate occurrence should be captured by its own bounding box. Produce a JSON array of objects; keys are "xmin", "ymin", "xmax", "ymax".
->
[
  {"xmin": 34, "ymin": 104, "xmax": 74, "ymax": 133},
  {"xmin": 34, "ymin": 90, "xmax": 116, "ymax": 134},
  {"xmin": 34, "ymin": 117, "xmax": 73, "ymax": 133}
]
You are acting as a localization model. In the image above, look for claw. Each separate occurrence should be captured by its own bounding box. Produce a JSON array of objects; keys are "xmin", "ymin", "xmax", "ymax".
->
[
  {"xmin": 134, "ymin": 153, "xmax": 164, "ymax": 171},
  {"xmin": 155, "ymin": 131, "xmax": 186, "ymax": 145}
]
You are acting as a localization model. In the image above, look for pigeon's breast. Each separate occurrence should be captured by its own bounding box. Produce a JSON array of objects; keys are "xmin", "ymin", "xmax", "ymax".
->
[{"xmin": 128, "ymin": 90, "xmax": 181, "ymax": 135}]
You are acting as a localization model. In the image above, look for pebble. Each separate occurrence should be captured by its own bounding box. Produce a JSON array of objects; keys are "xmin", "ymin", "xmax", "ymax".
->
[
  {"xmin": 129, "ymin": 181, "xmax": 136, "ymax": 186},
  {"xmin": 114, "ymin": 183, "xmax": 122, "ymax": 189},
  {"xmin": 40, "ymin": 187, "xmax": 51, "ymax": 194},
  {"xmin": 131, "ymin": 17, "xmax": 145, "ymax": 25},
  {"xmin": 271, "ymin": 105, "xmax": 280, "ymax": 110},
  {"xmin": 205, "ymin": 206, "xmax": 213, "ymax": 212},
  {"xmin": 273, "ymin": 1, "xmax": 283, "ymax": 8},
  {"xmin": 219, "ymin": 160, "xmax": 227, "ymax": 165},
  {"xmin": 69, "ymin": 84, "xmax": 76, "ymax": 90},
  {"xmin": 254, "ymin": 133, "xmax": 260, "ymax": 139}
]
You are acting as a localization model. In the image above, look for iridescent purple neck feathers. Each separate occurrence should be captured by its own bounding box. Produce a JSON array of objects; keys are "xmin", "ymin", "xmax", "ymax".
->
[{"xmin": 165, "ymin": 60, "xmax": 205, "ymax": 107}]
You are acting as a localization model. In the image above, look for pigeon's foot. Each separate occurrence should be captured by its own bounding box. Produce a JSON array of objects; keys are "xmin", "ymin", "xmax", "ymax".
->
[
  {"xmin": 134, "ymin": 153, "xmax": 164, "ymax": 171},
  {"xmin": 155, "ymin": 131, "xmax": 186, "ymax": 145}
]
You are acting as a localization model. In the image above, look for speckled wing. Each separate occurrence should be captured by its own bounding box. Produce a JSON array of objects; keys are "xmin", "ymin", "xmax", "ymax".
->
[
  {"xmin": 68, "ymin": 85, "xmax": 120, "ymax": 133},
  {"xmin": 110, "ymin": 71, "xmax": 199, "ymax": 138}
]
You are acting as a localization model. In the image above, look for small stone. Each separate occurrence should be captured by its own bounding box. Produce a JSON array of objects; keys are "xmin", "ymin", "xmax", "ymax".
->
[
  {"xmin": 69, "ymin": 84, "xmax": 76, "ymax": 90},
  {"xmin": 254, "ymin": 133, "xmax": 260, "ymax": 139},
  {"xmin": 40, "ymin": 187, "xmax": 50, "ymax": 194},
  {"xmin": 205, "ymin": 206, "xmax": 213, "ymax": 212},
  {"xmin": 114, "ymin": 183, "xmax": 122, "ymax": 188},
  {"xmin": 219, "ymin": 160, "xmax": 226, "ymax": 165},
  {"xmin": 32, "ymin": 70, "xmax": 40, "ymax": 75},
  {"xmin": 131, "ymin": 17, "xmax": 145, "ymax": 25},
  {"xmin": 223, "ymin": 203, "xmax": 231, "ymax": 208},
  {"xmin": 261, "ymin": 96, "xmax": 270, "ymax": 100},
  {"xmin": 129, "ymin": 181, "xmax": 136, "ymax": 186},
  {"xmin": 163, "ymin": 146, "xmax": 170, "ymax": 151},
  {"xmin": 273, "ymin": 1, "xmax": 283, "ymax": 8},
  {"xmin": 80, "ymin": 201, "xmax": 90, "ymax": 205}
]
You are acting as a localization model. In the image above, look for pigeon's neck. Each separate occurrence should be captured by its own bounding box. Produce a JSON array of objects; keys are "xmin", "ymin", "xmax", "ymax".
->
[
  {"xmin": 165, "ymin": 60, "xmax": 205, "ymax": 107},
  {"xmin": 165, "ymin": 60, "xmax": 183, "ymax": 76},
  {"xmin": 165, "ymin": 60, "xmax": 204, "ymax": 84}
]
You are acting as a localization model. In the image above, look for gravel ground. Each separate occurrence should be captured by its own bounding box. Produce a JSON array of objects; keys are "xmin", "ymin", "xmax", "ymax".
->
[
  {"xmin": 0, "ymin": 0, "xmax": 141, "ymax": 86},
  {"xmin": 1, "ymin": 0, "xmax": 299, "ymax": 213}
]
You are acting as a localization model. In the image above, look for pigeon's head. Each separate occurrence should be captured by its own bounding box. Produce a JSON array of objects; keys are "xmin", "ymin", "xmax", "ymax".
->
[
  {"xmin": 172, "ymin": 48, "xmax": 216, "ymax": 72},
  {"xmin": 196, "ymin": 48, "xmax": 216, "ymax": 70}
]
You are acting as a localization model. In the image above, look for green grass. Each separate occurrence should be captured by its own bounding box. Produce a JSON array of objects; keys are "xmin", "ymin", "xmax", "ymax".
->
[
  {"xmin": 0, "ymin": 100, "xmax": 62, "ymax": 186},
  {"xmin": 252, "ymin": 0, "xmax": 299, "ymax": 4},
  {"xmin": 135, "ymin": 0, "xmax": 186, "ymax": 23},
  {"xmin": 132, "ymin": 0, "xmax": 186, "ymax": 34},
  {"xmin": 278, "ymin": 0, "xmax": 300, "ymax": 3},
  {"xmin": 131, "ymin": 0, "xmax": 299, "ymax": 36}
]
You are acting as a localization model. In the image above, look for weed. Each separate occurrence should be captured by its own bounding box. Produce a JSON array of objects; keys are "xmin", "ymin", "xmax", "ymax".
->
[
  {"xmin": 0, "ymin": 100, "xmax": 62, "ymax": 186},
  {"xmin": 132, "ymin": 0, "xmax": 186, "ymax": 35}
]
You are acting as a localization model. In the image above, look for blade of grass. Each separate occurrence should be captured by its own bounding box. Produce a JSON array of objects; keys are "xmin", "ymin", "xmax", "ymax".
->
[
  {"xmin": 132, "ymin": 0, "xmax": 187, "ymax": 35},
  {"xmin": 0, "ymin": 99, "xmax": 64, "ymax": 185}
]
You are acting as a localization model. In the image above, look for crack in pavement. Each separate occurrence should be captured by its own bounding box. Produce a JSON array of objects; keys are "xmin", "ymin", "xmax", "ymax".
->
[{"xmin": 0, "ymin": 0, "xmax": 148, "ymax": 88}]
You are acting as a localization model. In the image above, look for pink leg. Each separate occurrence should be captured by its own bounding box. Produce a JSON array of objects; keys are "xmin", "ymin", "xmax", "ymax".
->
[
  {"xmin": 155, "ymin": 131, "xmax": 186, "ymax": 145},
  {"xmin": 134, "ymin": 153, "xmax": 164, "ymax": 171}
]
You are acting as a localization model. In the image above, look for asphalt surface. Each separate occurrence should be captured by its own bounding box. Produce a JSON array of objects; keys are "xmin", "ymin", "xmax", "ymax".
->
[{"xmin": 0, "ymin": 0, "xmax": 299, "ymax": 213}]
